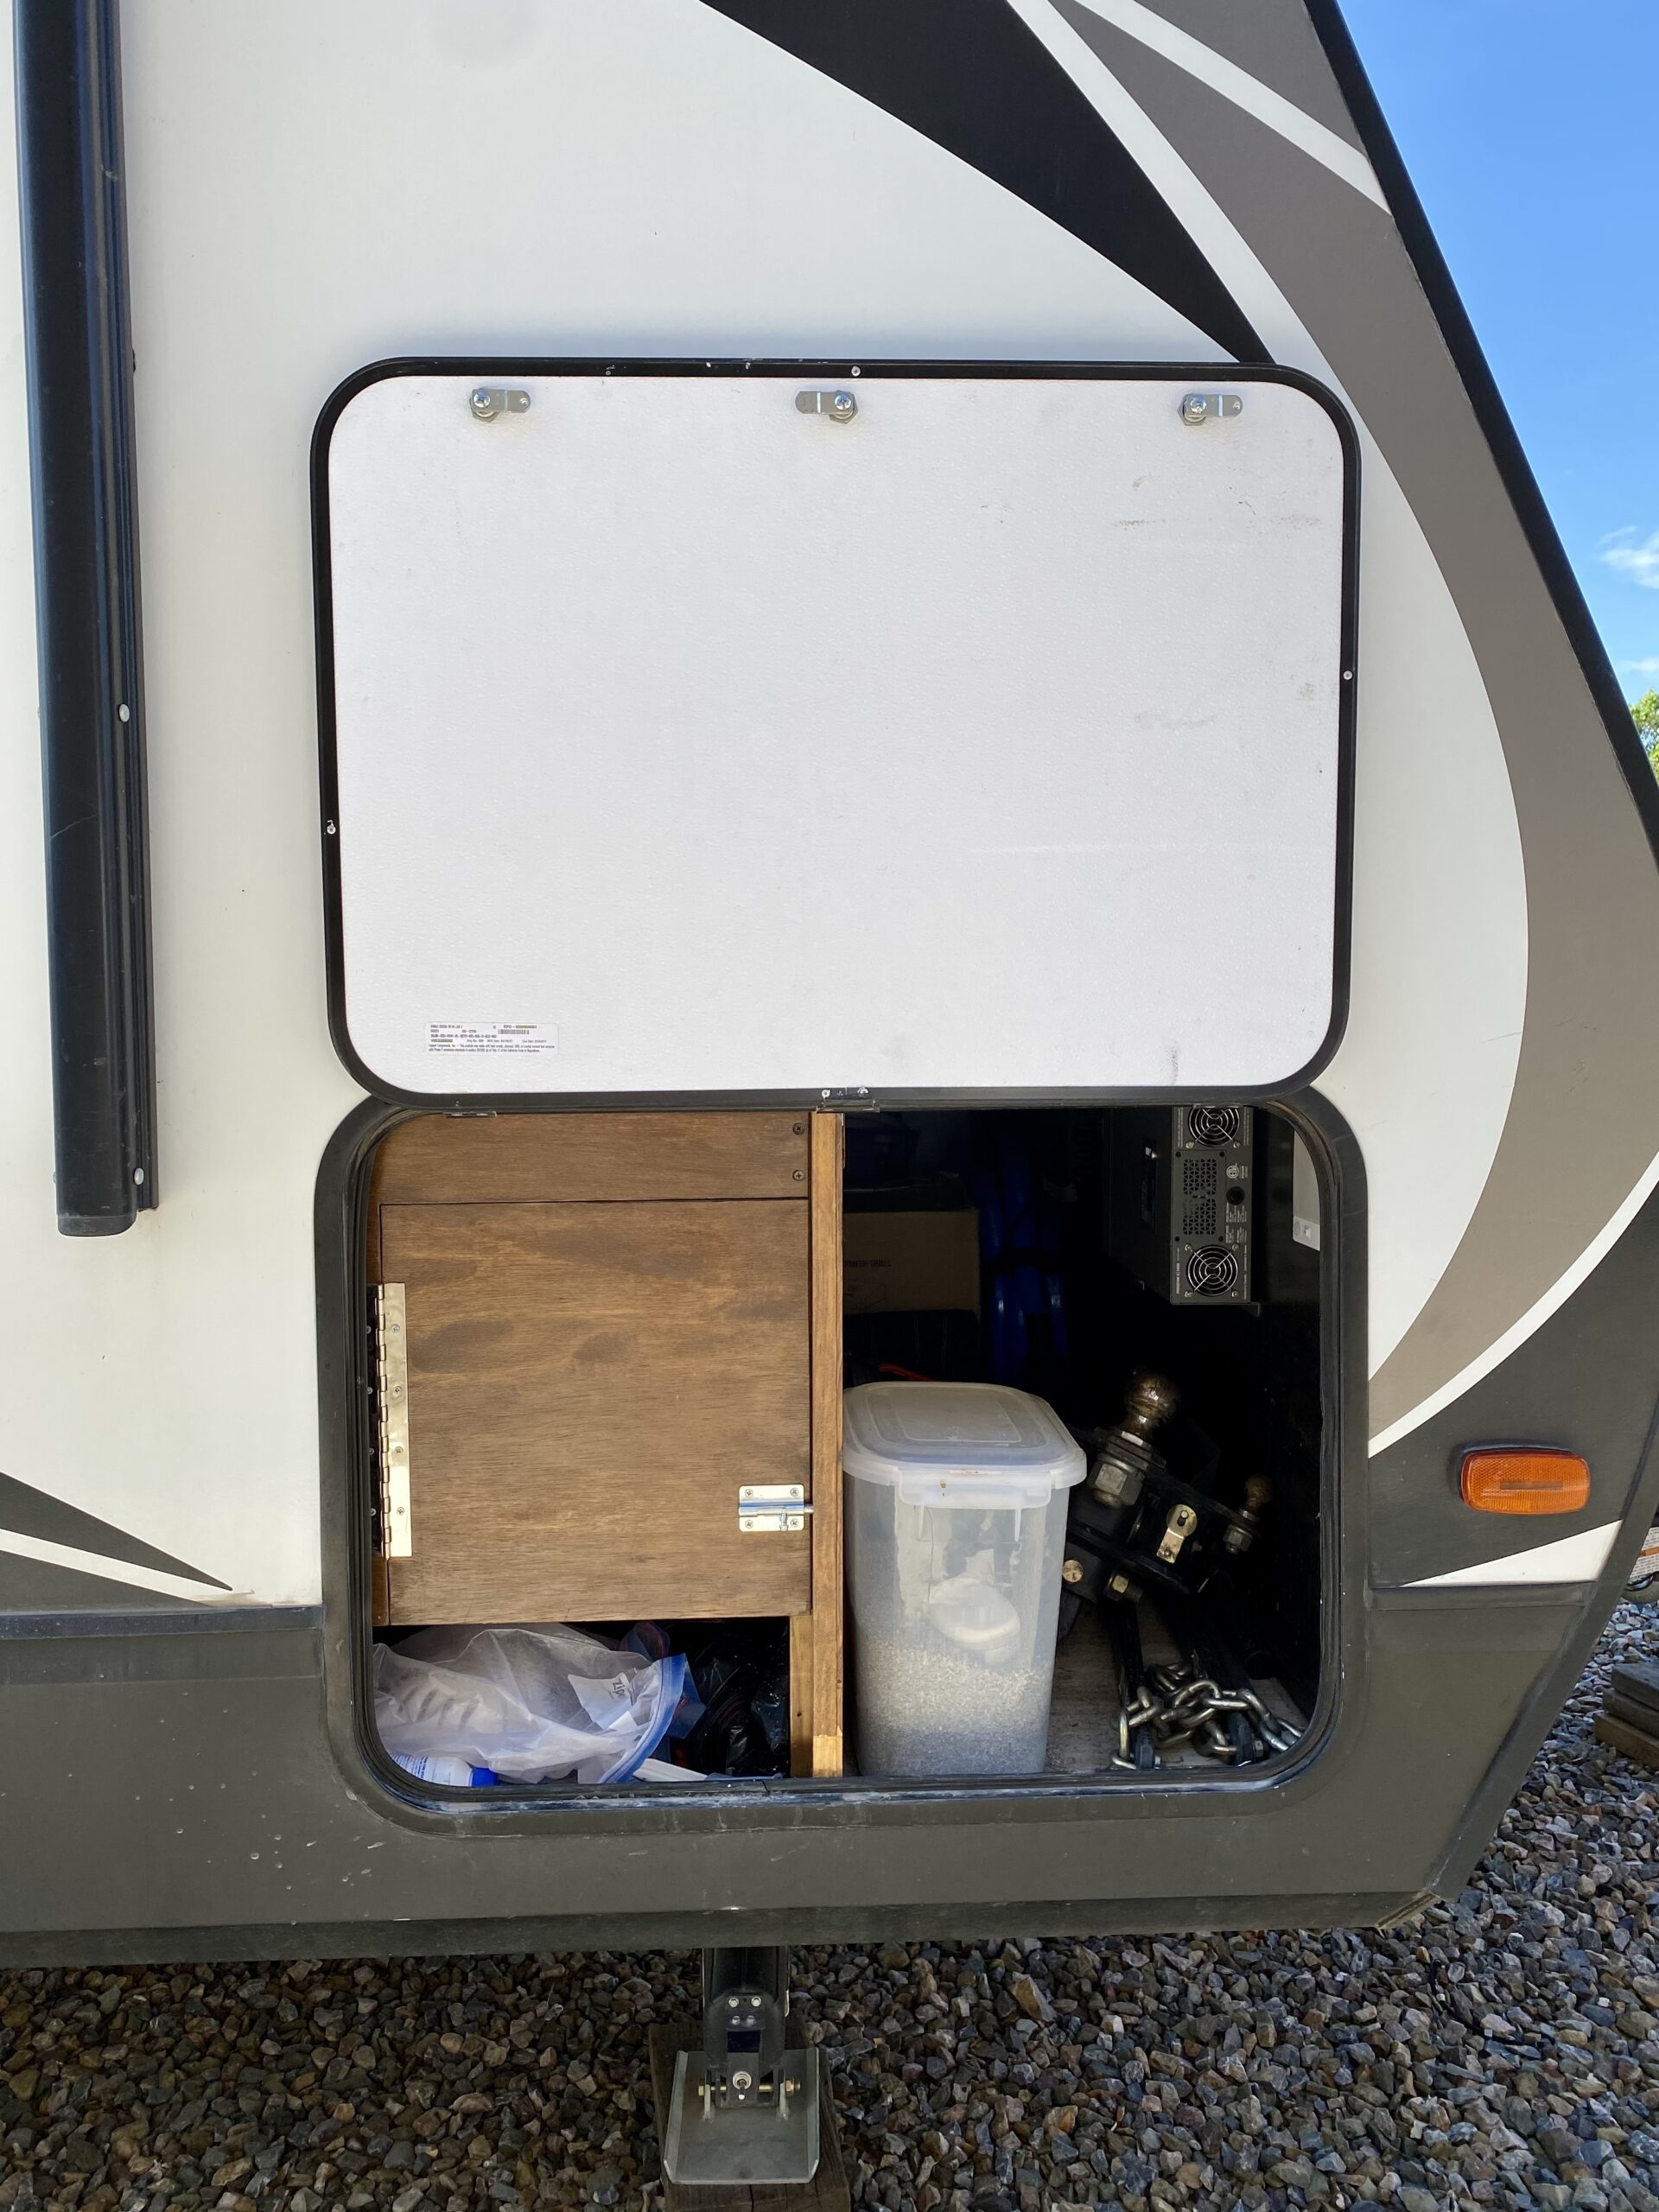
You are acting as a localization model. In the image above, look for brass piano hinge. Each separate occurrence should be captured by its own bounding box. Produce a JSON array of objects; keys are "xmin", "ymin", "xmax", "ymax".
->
[{"xmin": 375, "ymin": 1282, "xmax": 413, "ymax": 1559}]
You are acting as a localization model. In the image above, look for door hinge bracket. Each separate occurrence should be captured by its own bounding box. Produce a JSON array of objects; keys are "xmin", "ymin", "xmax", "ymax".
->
[{"xmin": 375, "ymin": 1282, "xmax": 413, "ymax": 1559}]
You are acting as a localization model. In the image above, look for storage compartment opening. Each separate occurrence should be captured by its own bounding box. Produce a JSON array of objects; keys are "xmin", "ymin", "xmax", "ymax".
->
[{"xmin": 356, "ymin": 1103, "xmax": 1331, "ymax": 1796}]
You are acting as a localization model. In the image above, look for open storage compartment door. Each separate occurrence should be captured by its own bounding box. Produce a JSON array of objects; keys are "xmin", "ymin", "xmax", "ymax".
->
[{"xmin": 317, "ymin": 362, "xmax": 1356, "ymax": 1107}]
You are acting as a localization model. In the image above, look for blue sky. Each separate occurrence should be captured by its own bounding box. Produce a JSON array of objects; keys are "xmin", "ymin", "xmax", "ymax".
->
[{"xmin": 1338, "ymin": 0, "xmax": 1659, "ymax": 702}]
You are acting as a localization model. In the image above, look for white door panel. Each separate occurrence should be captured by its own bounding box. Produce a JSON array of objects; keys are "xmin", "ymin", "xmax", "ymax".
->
[{"xmin": 325, "ymin": 367, "xmax": 1351, "ymax": 1100}]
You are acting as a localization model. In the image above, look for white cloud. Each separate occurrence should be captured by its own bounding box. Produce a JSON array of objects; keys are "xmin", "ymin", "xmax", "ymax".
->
[
  {"xmin": 1600, "ymin": 527, "xmax": 1659, "ymax": 589},
  {"xmin": 1623, "ymin": 657, "xmax": 1659, "ymax": 679}
]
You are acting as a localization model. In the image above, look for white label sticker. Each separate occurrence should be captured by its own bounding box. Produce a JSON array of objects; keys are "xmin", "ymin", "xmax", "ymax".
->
[
  {"xmin": 570, "ymin": 1671, "xmax": 636, "ymax": 1730},
  {"xmin": 428, "ymin": 1021, "xmax": 557, "ymax": 1057}
]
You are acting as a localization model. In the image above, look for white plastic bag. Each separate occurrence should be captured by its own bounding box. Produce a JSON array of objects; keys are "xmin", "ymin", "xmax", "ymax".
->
[{"xmin": 374, "ymin": 1624, "xmax": 687, "ymax": 1785}]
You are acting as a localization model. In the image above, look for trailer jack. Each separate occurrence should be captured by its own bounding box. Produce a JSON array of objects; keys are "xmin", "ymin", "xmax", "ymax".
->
[{"xmin": 656, "ymin": 1947, "xmax": 834, "ymax": 2194}]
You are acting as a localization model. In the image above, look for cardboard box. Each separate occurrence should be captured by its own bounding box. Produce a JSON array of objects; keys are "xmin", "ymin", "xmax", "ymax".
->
[{"xmin": 843, "ymin": 1206, "xmax": 980, "ymax": 1316}]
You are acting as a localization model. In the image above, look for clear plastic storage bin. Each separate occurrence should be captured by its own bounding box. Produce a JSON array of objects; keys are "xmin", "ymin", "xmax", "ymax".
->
[{"xmin": 842, "ymin": 1381, "xmax": 1087, "ymax": 1777}]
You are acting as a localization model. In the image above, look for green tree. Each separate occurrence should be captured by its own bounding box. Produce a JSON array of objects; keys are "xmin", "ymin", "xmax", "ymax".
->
[{"xmin": 1635, "ymin": 690, "xmax": 1659, "ymax": 777}]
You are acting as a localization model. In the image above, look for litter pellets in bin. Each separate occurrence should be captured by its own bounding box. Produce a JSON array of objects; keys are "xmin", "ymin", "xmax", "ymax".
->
[{"xmin": 842, "ymin": 1382, "xmax": 1086, "ymax": 1777}]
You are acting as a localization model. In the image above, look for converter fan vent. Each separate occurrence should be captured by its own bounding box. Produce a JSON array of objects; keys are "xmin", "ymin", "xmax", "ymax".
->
[
  {"xmin": 1186, "ymin": 1105, "xmax": 1241, "ymax": 1149},
  {"xmin": 1185, "ymin": 1245, "xmax": 1240, "ymax": 1297}
]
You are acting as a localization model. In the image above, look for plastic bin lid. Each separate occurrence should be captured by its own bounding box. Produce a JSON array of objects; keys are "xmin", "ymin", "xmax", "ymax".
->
[{"xmin": 842, "ymin": 1382, "xmax": 1086, "ymax": 1506}]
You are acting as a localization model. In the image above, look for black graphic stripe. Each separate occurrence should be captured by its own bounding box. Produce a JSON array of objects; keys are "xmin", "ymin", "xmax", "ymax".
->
[
  {"xmin": 0, "ymin": 1554, "xmax": 213, "ymax": 1614},
  {"xmin": 0, "ymin": 1471, "xmax": 229, "ymax": 1589},
  {"xmin": 700, "ymin": 0, "xmax": 1266, "ymax": 363}
]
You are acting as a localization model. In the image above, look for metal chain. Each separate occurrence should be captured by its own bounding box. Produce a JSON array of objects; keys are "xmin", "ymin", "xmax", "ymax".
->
[{"xmin": 1114, "ymin": 1662, "xmax": 1300, "ymax": 1769}]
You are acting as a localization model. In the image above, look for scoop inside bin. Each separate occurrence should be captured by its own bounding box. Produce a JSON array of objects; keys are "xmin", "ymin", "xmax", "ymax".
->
[{"xmin": 926, "ymin": 1575, "xmax": 1024, "ymax": 1662}]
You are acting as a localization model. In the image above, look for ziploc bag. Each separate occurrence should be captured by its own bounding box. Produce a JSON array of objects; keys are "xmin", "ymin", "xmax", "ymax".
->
[{"xmin": 374, "ymin": 1623, "xmax": 687, "ymax": 1785}]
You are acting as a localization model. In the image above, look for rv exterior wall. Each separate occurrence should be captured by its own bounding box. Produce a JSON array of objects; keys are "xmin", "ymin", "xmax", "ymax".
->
[
  {"xmin": 0, "ymin": 0, "xmax": 1578, "ymax": 1611},
  {"xmin": 2, "ymin": 0, "xmax": 1656, "ymax": 1953}
]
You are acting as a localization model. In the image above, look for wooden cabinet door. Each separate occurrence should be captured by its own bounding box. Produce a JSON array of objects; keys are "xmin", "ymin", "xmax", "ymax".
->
[{"xmin": 379, "ymin": 1196, "xmax": 810, "ymax": 1624}]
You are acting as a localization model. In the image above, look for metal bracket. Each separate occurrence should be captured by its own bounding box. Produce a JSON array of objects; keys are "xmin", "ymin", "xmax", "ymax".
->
[
  {"xmin": 796, "ymin": 387, "xmax": 857, "ymax": 423},
  {"xmin": 1156, "ymin": 1501, "xmax": 1198, "ymax": 1563},
  {"xmin": 1179, "ymin": 391, "xmax": 1243, "ymax": 426},
  {"xmin": 468, "ymin": 385, "xmax": 531, "ymax": 421},
  {"xmin": 664, "ymin": 2049, "xmax": 819, "ymax": 2186},
  {"xmin": 375, "ymin": 1283, "xmax": 412, "ymax": 1559},
  {"xmin": 738, "ymin": 1484, "xmax": 810, "ymax": 1534},
  {"xmin": 662, "ymin": 1948, "xmax": 822, "ymax": 2188}
]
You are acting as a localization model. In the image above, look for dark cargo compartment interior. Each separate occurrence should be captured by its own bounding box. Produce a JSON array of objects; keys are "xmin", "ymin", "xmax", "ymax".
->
[
  {"xmin": 359, "ymin": 1103, "xmax": 1329, "ymax": 1792},
  {"xmin": 839, "ymin": 1106, "xmax": 1323, "ymax": 1777}
]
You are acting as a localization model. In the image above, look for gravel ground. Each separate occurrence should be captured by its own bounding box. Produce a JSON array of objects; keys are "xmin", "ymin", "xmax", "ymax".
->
[{"xmin": 3, "ymin": 1606, "xmax": 1658, "ymax": 2212}]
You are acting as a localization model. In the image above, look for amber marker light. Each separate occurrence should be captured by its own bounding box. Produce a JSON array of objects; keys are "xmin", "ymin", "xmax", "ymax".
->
[{"xmin": 1459, "ymin": 1447, "xmax": 1592, "ymax": 1516}]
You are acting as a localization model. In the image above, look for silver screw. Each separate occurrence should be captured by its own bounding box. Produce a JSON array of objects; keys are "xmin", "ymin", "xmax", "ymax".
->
[
  {"xmin": 470, "ymin": 387, "xmax": 495, "ymax": 420},
  {"xmin": 1062, "ymin": 1558, "xmax": 1084, "ymax": 1586},
  {"xmin": 830, "ymin": 390, "xmax": 856, "ymax": 420},
  {"xmin": 1180, "ymin": 394, "xmax": 1209, "ymax": 426}
]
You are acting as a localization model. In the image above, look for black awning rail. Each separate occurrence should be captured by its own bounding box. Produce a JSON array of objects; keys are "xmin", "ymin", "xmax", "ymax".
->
[{"xmin": 15, "ymin": 0, "xmax": 156, "ymax": 1234}]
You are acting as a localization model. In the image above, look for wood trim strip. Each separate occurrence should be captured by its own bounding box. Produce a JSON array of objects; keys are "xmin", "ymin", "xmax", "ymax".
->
[
  {"xmin": 808, "ymin": 1112, "xmax": 845, "ymax": 1775},
  {"xmin": 368, "ymin": 1111, "xmax": 809, "ymax": 1212}
]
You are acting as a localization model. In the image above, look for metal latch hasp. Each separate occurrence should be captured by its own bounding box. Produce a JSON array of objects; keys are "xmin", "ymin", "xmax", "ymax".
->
[
  {"xmin": 737, "ymin": 1484, "xmax": 810, "ymax": 1534},
  {"xmin": 375, "ymin": 1282, "xmax": 413, "ymax": 1559}
]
